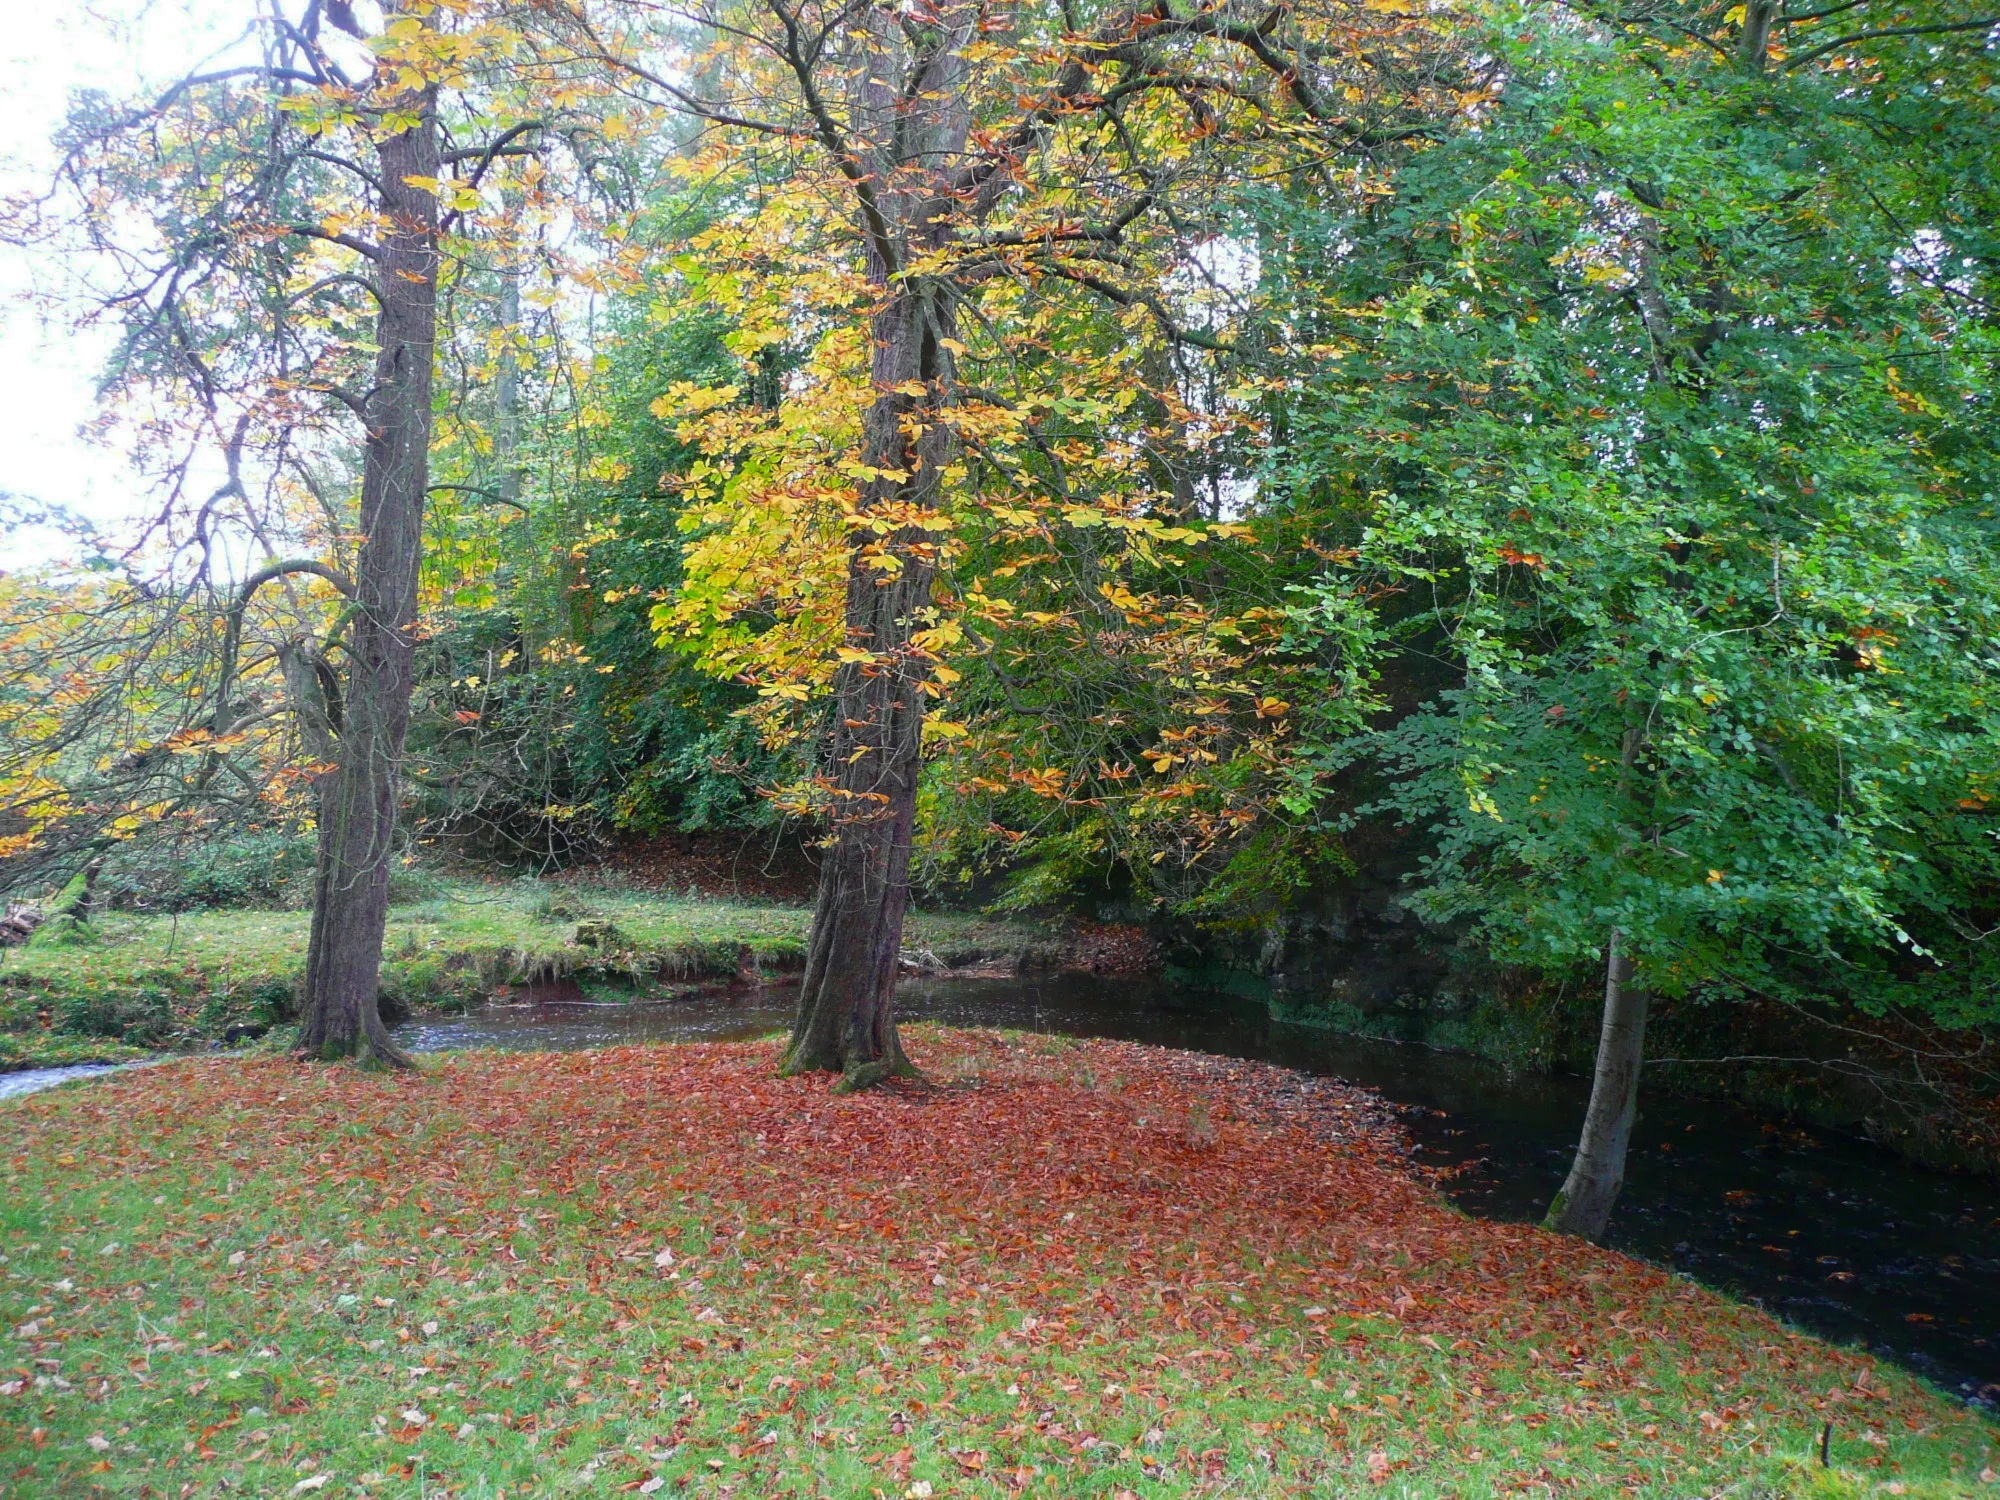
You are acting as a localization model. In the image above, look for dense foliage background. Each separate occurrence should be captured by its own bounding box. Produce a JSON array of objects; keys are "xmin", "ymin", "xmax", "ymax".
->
[{"xmin": 2, "ymin": 0, "xmax": 1995, "ymax": 1149}]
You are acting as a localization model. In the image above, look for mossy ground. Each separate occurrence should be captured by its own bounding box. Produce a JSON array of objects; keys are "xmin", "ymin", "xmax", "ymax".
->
[
  {"xmin": 0, "ymin": 879, "xmax": 1063, "ymax": 1067},
  {"xmin": 1, "ymin": 1029, "xmax": 1992, "ymax": 1498}
]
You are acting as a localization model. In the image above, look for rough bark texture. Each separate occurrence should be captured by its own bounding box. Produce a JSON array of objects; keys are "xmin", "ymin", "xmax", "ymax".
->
[
  {"xmin": 781, "ymin": 18, "xmax": 971, "ymax": 1088},
  {"xmin": 296, "ymin": 94, "xmax": 439, "ymax": 1067},
  {"xmin": 1545, "ymin": 931, "xmax": 1649, "ymax": 1240}
]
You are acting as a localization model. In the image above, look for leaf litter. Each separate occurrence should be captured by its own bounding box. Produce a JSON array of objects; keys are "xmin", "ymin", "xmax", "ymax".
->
[{"xmin": 1, "ymin": 1026, "xmax": 1993, "ymax": 1497}]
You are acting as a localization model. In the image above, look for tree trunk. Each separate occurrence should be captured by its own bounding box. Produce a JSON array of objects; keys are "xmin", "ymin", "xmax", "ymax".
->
[
  {"xmin": 495, "ymin": 253, "xmax": 523, "ymax": 508},
  {"xmin": 296, "ymin": 93, "xmax": 439, "ymax": 1067},
  {"xmin": 1737, "ymin": 0, "xmax": 1778, "ymax": 71},
  {"xmin": 781, "ymin": 270, "xmax": 958, "ymax": 1089},
  {"xmin": 1545, "ymin": 930, "xmax": 1649, "ymax": 1240},
  {"xmin": 778, "ymin": 566, "xmax": 928, "ymax": 1089}
]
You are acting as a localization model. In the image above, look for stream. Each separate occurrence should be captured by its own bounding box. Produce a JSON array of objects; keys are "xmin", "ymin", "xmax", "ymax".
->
[{"xmin": 9, "ymin": 970, "xmax": 1997, "ymax": 1406}]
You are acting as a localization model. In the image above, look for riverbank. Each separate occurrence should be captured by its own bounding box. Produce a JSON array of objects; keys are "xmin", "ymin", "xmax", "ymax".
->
[
  {"xmin": 3, "ymin": 1029, "xmax": 1992, "ymax": 1497},
  {"xmin": 0, "ymin": 878, "xmax": 1114, "ymax": 1068}
]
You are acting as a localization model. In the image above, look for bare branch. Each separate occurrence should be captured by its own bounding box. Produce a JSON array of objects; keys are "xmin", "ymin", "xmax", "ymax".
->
[
  {"xmin": 288, "ymin": 223, "xmax": 384, "ymax": 261},
  {"xmin": 1786, "ymin": 10, "xmax": 1999, "ymax": 66}
]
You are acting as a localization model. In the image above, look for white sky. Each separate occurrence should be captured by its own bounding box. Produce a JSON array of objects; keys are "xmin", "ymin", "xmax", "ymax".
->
[{"xmin": 0, "ymin": 3, "xmax": 252, "ymax": 567}]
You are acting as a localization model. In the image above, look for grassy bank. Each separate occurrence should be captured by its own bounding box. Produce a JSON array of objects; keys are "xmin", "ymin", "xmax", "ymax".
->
[
  {"xmin": 2, "ymin": 1029, "xmax": 1992, "ymax": 1497},
  {"xmin": 0, "ymin": 880, "xmax": 1066, "ymax": 1068}
]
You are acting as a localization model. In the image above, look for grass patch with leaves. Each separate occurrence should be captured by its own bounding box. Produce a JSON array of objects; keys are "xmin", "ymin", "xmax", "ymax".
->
[
  {"xmin": 0, "ymin": 881, "xmax": 1063, "ymax": 1065},
  {"xmin": 1, "ymin": 1029, "xmax": 1993, "ymax": 1499}
]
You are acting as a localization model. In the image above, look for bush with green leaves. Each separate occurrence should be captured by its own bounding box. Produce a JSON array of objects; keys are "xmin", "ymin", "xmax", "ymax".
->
[{"xmin": 100, "ymin": 829, "xmax": 318, "ymax": 913}]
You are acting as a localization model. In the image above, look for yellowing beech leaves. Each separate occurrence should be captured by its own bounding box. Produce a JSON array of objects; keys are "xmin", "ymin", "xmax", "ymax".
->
[{"xmin": 604, "ymin": 0, "xmax": 1447, "ymax": 893}]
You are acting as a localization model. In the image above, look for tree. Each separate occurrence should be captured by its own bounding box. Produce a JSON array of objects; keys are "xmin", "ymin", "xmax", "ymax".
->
[
  {"xmin": 569, "ymin": 0, "xmax": 1456, "ymax": 1086},
  {"xmin": 292, "ymin": 44, "xmax": 441, "ymax": 1065},
  {"xmin": 1272, "ymin": 0, "xmax": 2000, "ymax": 1235},
  {"xmin": 31, "ymin": 0, "xmax": 569, "ymax": 1063}
]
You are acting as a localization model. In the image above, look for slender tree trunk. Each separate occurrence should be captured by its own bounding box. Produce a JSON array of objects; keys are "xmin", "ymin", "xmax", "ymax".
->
[
  {"xmin": 297, "ymin": 94, "xmax": 439, "ymax": 1066},
  {"xmin": 1737, "ymin": 0, "xmax": 1778, "ymax": 71},
  {"xmin": 1545, "ymin": 930, "xmax": 1649, "ymax": 1240},
  {"xmin": 495, "ymin": 255, "xmax": 523, "ymax": 508}
]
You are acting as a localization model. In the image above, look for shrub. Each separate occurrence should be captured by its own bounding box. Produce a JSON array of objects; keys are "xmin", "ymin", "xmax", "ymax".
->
[
  {"xmin": 54, "ymin": 984, "xmax": 179, "ymax": 1047},
  {"xmin": 102, "ymin": 830, "xmax": 317, "ymax": 913}
]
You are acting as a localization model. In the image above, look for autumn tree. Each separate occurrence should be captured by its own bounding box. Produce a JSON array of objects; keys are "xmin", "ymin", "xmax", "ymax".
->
[
  {"xmin": 29, "ymin": 0, "xmax": 579, "ymax": 1063},
  {"xmin": 561, "ymin": 0, "xmax": 1457, "ymax": 1087}
]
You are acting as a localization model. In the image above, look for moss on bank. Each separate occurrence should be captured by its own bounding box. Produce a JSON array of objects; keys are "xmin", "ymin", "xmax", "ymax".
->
[{"xmin": 0, "ymin": 877, "xmax": 1066, "ymax": 1067}]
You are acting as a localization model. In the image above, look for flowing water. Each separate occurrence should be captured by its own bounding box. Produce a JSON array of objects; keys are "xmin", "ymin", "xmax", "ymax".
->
[
  {"xmin": 9, "ymin": 970, "xmax": 1997, "ymax": 1405},
  {"xmin": 0, "ymin": 1061, "xmax": 140, "ymax": 1101}
]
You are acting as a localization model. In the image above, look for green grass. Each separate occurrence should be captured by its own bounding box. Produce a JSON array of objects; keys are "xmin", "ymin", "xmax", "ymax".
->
[
  {"xmin": 0, "ymin": 1034, "xmax": 152, "ymax": 1073},
  {"xmin": 0, "ymin": 877, "xmax": 1063, "ymax": 1065},
  {"xmin": 0, "ymin": 1031, "xmax": 1992, "ymax": 1498}
]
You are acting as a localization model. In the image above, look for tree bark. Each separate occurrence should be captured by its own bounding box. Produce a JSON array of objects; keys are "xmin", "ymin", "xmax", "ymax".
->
[
  {"xmin": 781, "ymin": 270, "xmax": 959, "ymax": 1087},
  {"xmin": 296, "ymin": 90, "xmax": 439, "ymax": 1067},
  {"xmin": 1738, "ymin": 0, "xmax": 1779, "ymax": 71},
  {"xmin": 1545, "ymin": 930, "xmax": 1649, "ymax": 1240},
  {"xmin": 781, "ymin": 15, "xmax": 969, "ymax": 1086}
]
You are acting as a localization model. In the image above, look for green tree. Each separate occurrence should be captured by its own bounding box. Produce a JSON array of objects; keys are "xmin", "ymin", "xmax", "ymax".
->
[
  {"xmin": 34, "ymin": 1, "xmax": 584, "ymax": 1063},
  {"xmin": 1274, "ymin": 0, "xmax": 2000, "ymax": 1235},
  {"xmin": 577, "ymin": 0, "xmax": 1456, "ymax": 1086}
]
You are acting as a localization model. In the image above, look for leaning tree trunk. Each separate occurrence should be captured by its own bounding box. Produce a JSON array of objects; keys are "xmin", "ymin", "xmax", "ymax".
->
[
  {"xmin": 1544, "ymin": 930, "xmax": 1649, "ymax": 1240},
  {"xmin": 297, "ymin": 95, "xmax": 439, "ymax": 1066}
]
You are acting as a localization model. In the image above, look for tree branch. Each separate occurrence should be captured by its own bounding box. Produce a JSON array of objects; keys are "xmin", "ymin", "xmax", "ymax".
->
[
  {"xmin": 446, "ymin": 121, "xmax": 545, "ymax": 190},
  {"xmin": 964, "ymin": 194, "xmax": 1154, "ymax": 249},
  {"xmin": 215, "ymin": 559, "xmax": 356, "ymax": 742},
  {"xmin": 1786, "ymin": 11, "xmax": 1999, "ymax": 67},
  {"xmin": 764, "ymin": 0, "xmax": 903, "ymax": 276},
  {"xmin": 428, "ymin": 482, "xmax": 528, "ymax": 513},
  {"xmin": 287, "ymin": 224, "xmax": 384, "ymax": 262},
  {"xmin": 1036, "ymin": 263, "xmax": 1234, "ymax": 351}
]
